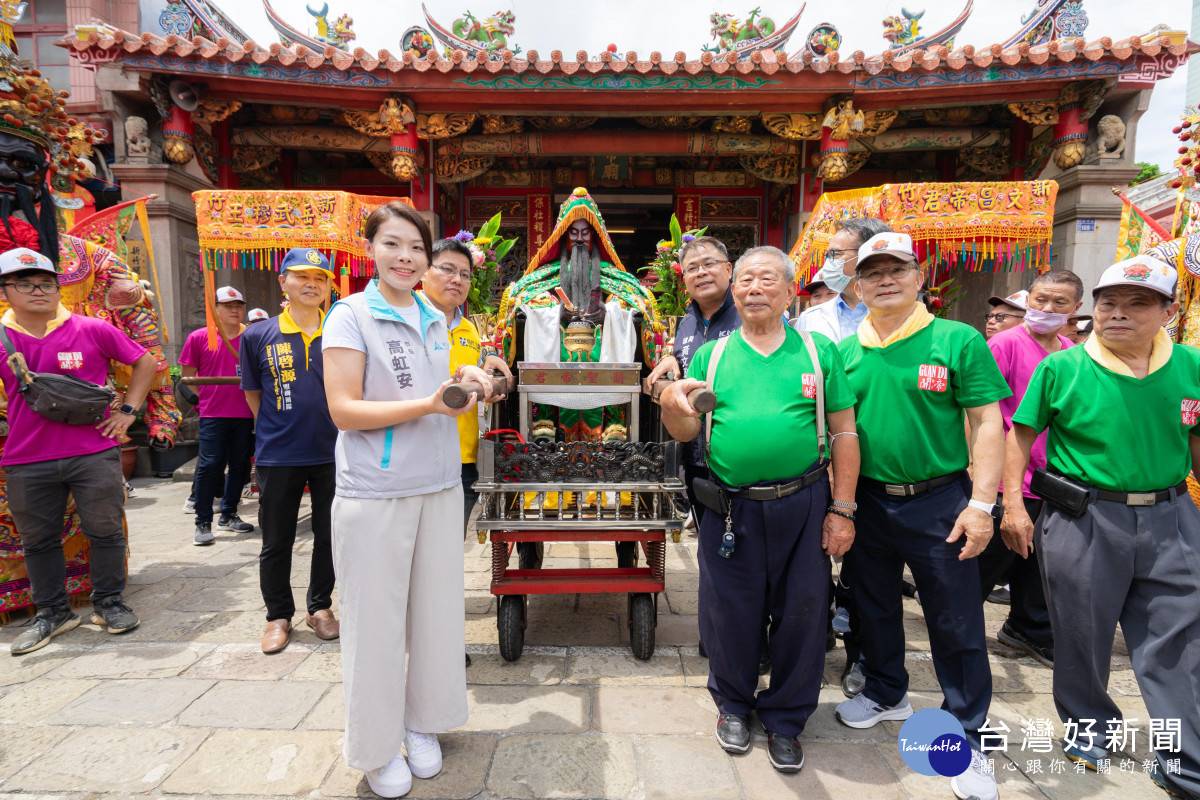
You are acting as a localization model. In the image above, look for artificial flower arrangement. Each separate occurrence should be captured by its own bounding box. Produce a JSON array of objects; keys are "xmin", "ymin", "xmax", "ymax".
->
[
  {"xmin": 453, "ymin": 211, "xmax": 518, "ymax": 317},
  {"xmin": 640, "ymin": 214, "xmax": 707, "ymax": 318}
]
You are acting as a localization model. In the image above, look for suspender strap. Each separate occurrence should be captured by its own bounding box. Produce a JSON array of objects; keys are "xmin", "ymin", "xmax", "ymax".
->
[
  {"xmin": 796, "ymin": 328, "xmax": 828, "ymax": 464},
  {"xmin": 703, "ymin": 335, "xmax": 730, "ymax": 450}
]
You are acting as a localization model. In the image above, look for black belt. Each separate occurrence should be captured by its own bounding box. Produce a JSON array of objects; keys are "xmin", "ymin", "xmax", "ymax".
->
[
  {"xmin": 725, "ymin": 464, "xmax": 827, "ymax": 501},
  {"xmin": 1095, "ymin": 481, "xmax": 1188, "ymax": 506},
  {"xmin": 861, "ymin": 471, "xmax": 964, "ymax": 498}
]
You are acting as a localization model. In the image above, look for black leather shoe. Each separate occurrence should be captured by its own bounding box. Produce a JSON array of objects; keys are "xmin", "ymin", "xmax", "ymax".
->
[
  {"xmin": 715, "ymin": 713, "xmax": 751, "ymax": 754},
  {"xmin": 840, "ymin": 657, "xmax": 866, "ymax": 698},
  {"xmin": 767, "ymin": 733, "xmax": 805, "ymax": 772}
]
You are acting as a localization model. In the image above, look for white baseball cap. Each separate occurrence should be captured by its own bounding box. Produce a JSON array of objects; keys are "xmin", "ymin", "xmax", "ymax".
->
[
  {"xmin": 856, "ymin": 232, "xmax": 917, "ymax": 271},
  {"xmin": 215, "ymin": 286, "xmax": 245, "ymax": 304},
  {"xmin": 1092, "ymin": 256, "xmax": 1177, "ymax": 299},
  {"xmin": 0, "ymin": 247, "xmax": 55, "ymax": 276},
  {"xmin": 247, "ymin": 307, "xmax": 269, "ymax": 321},
  {"xmin": 987, "ymin": 290, "xmax": 1029, "ymax": 311}
]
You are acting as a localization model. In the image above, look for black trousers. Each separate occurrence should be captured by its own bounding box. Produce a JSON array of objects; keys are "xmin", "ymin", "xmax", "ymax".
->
[
  {"xmin": 256, "ymin": 463, "xmax": 335, "ymax": 621},
  {"xmin": 461, "ymin": 462, "xmax": 479, "ymax": 537},
  {"xmin": 194, "ymin": 417, "xmax": 254, "ymax": 525},
  {"xmin": 698, "ymin": 470, "xmax": 830, "ymax": 737},
  {"xmin": 853, "ymin": 474, "xmax": 992, "ymax": 747},
  {"xmin": 6, "ymin": 448, "xmax": 127, "ymax": 612},
  {"xmin": 978, "ymin": 496, "xmax": 1053, "ymax": 648}
]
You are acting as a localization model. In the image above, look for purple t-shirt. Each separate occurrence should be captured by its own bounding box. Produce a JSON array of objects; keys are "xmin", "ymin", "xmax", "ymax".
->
[
  {"xmin": 0, "ymin": 314, "xmax": 147, "ymax": 466},
  {"xmin": 178, "ymin": 327, "xmax": 252, "ymax": 419},
  {"xmin": 988, "ymin": 324, "xmax": 1074, "ymax": 499}
]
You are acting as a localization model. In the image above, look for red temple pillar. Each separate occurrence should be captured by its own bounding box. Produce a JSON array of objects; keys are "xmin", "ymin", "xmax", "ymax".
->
[
  {"xmin": 1008, "ymin": 119, "xmax": 1031, "ymax": 181},
  {"xmin": 213, "ymin": 119, "xmax": 236, "ymax": 189}
]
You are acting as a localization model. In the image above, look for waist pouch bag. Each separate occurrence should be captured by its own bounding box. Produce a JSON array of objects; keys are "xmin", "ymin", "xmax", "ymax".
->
[
  {"xmin": 1030, "ymin": 469, "xmax": 1089, "ymax": 518},
  {"xmin": 0, "ymin": 324, "xmax": 115, "ymax": 425}
]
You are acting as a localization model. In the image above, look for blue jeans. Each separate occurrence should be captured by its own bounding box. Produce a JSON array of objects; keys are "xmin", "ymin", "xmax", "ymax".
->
[{"xmin": 194, "ymin": 417, "xmax": 254, "ymax": 525}]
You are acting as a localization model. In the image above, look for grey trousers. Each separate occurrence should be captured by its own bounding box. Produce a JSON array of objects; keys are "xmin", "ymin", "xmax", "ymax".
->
[
  {"xmin": 1038, "ymin": 495, "xmax": 1200, "ymax": 795},
  {"xmin": 6, "ymin": 448, "xmax": 126, "ymax": 613}
]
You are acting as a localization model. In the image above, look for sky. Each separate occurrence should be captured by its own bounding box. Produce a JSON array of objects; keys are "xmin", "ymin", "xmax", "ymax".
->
[{"xmin": 152, "ymin": 0, "xmax": 1194, "ymax": 168}]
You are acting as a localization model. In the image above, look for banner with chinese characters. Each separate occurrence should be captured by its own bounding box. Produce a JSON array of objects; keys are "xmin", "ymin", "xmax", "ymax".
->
[
  {"xmin": 527, "ymin": 192, "xmax": 552, "ymax": 256},
  {"xmin": 790, "ymin": 181, "xmax": 1059, "ymax": 285},
  {"xmin": 1116, "ymin": 194, "xmax": 1170, "ymax": 262},
  {"xmin": 192, "ymin": 190, "xmax": 407, "ymax": 277},
  {"xmin": 675, "ymin": 193, "xmax": 701, "ymax": 233}
]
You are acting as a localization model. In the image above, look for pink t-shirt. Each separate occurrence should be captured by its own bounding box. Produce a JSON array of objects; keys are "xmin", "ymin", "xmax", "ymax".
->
[
  {"xmin": 0, "ymin": 314, "xmax": 147, "ymax": 466},
  {"xmin": 988, "ymin": 324, "xmax": 1074, "ymax": 499},
  {"xmin": 178, "ymin": 328, "xmax": 252, "ymax": 419}
]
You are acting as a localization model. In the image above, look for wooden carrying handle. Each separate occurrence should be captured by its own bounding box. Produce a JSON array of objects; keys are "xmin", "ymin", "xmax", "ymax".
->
[
  {"xmin": 180, "ymin": 376, "xmax": 241, "ymax": 386},
  {"xmin": 649, "ymin": 379, "xmax": 716, "ymax": 414},
  {"xmin": 442, "ymin": 373, "xmax": 512, "ymax": 409}
]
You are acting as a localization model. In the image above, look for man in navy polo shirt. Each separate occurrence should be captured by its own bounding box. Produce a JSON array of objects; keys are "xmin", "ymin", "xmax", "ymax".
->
[{"xmin": 240, "ymin": 248, "xmax": 340, "ymax": 654}]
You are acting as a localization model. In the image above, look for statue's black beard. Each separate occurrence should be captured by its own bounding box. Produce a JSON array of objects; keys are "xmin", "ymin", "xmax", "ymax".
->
[{"xmin": 0, "ymin": 183, "xmax": 58, "ymax": 267}]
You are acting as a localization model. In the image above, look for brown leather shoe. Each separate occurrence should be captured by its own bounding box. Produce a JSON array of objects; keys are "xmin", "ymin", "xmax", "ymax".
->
[
  {"xmin": 306, "ymin": 609, "xmax": 339, "ymax": 640},
  {"xmin": 261, "ymin": 619, "xmax": 291, "ymax": 654}
]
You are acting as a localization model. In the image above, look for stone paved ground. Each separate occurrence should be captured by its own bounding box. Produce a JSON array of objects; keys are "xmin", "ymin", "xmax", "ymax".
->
[{"xmin": 0, "ymin": 478, "xmax": 1167, "ymax": 799}]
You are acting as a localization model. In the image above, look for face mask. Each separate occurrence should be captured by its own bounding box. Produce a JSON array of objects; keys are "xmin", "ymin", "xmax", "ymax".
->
[
  {"xmin": 815, "ymin": 255, "xmax": 852, "ymax": 294},
  {"xmin": 1024, "ymin": 307, "xmax": 1070, "ymax": 335}
]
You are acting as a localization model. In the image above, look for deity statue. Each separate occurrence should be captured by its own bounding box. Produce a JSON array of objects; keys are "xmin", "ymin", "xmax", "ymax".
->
[
  {"xmin": 491, "ymin": 187, "xmax": 662, "ymax": 442},
  {"xmin": 0, "ymin": 56, "xmax": 180, "ymax": 614}
]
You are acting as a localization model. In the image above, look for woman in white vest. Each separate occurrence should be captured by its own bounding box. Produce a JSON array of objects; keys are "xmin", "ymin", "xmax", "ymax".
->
[{"xmin": 322, "ymin": 202, "xmax": 493, "ymax": 798}]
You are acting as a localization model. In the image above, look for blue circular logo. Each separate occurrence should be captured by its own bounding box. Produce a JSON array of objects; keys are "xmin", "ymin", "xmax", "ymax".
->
[{"xmin": 897, "ymin": 709, "xmax": 971, "ymax": 777}]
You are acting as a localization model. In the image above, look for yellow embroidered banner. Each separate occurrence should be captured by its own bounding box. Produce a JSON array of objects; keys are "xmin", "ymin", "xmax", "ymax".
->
[
  {"xmin": 790, "ymin": 180, "xmax": 1058, "ymax": 284},
  {"xmin": 192, "ymin": 190, "xmax": 408, "ymax": 277}
]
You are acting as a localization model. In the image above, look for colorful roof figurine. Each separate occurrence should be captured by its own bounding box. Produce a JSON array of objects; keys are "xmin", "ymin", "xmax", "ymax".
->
[
  {"xmin": 701, "ymin": 6, "xmax": 806, "ymax": 60},
  {"xmin": 1004, "ymin": 0, "xmax": 1089, "ymax": 49},
  {"xmin": 263, "ymin": 0, "xmax": 355, "ymax": 55},
  {"xmin": 422, "ymin": 4, "xmax": 519, "ymax": 59},
  {"xmin": 524, "ymin": 187, "xmax": 626, "ymax": 275},
  {"xmin": 882, "ymin": 0, "xmax": 973, "ymax": 55},
  {"xmin": 802, "ymin": 21, "xmax": 841, "ymax": 59},
  {"xmin": 157, "ymin": 0, "xmax": 251, "ymax": 44}
]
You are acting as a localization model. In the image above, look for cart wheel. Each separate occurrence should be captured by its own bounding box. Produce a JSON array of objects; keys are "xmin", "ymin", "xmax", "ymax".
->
[
  {"xmin": 616, "ymin": 541, "xmax": 639, "ymax": 568},
  {"xmin": 498, "ymin": 595, "xmax": 526, "ymax": 662},
  {"xmin": 517, "ymin": 542, "xmax": 544, "ymax": 570},
  {"xmin": 628, "ymin": 593, "xmax": 656, "ymax": 660}
]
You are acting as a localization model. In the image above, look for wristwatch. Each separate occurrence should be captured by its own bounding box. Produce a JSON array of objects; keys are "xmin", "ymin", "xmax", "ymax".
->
[
  {"xmin": 967, "ymin": 499, "xmax": 1002, "ymax": 520},
  {"xmin": 830, "ymin": 499, "xmax": 858, "ymax": 513},
  {"xmin": 118, "ymin": 403, "xmax": 136, "ymax": 416}
]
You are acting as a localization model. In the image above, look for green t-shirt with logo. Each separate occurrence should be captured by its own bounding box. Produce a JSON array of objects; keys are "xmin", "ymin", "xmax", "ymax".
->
[
  {"xmin": 1012, "ymin": 344, "xmax": 1200, "ymax": 492},
  {"xmin": 686, "ymin": 327, "xmax": 856, "ymax": 487},
  {"xmin": 839, "ymin": 318, "xmax": 1011, "ymax": 484}
]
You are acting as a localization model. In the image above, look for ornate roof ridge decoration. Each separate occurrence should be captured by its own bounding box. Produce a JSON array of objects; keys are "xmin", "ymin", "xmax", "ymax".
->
[
  {"xmin": 159, "ymin": 0, "xmax": 251, "ymax": 45},
  {"xmin": 1003, "ymin": 0, "xmax": 1088, "ymax": 49},
  {"xmin": 61, "ymin": 24, "xmax": 1197, "ymax": 83},
  {"xmin": 882, "ymin": 0, "xmax": 973, "ymax": 56},
  {"xmin": 701, "ymin": 5, "xmax": 806, "ymax": 60},
  {"xmin": 416, "ymin": 112, "xmax": 477, "ymax": 139},
  {"xmin": 262, "ymin": 0, "xmax": 355, "ymax": 55},
  {"xmin": 422, "ymin": 3, "xmax": 519, "ymax": 60}
]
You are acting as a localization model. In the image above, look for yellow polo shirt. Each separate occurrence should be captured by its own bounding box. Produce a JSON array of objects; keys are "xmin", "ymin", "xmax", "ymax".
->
[{"xmin": 449, "ymin": 312, "xmax": 482, "ymax": 464}]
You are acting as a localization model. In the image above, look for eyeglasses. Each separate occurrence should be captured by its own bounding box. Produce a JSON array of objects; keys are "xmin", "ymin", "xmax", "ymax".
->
[
  {"xmin": 827, "ymin": 248, "xmax": 858, "ymax": 259},
  {"xmin": 858, "ymin": 265, "xmax": 916, "ymax": 286},
  {"xmin": 4, "ymin": 280, "xmax": 59, "ymax": 295},
  {"xmin": 984, "ymin": 312, "xmax": 1024, "ymax": 323},
  {"xmin": 682, "ymin": 258, "xmax": 729, "ymax": 277},
  {"xmin": 430, "ymin": 262, "xmax": 472, "ymax": 283}
]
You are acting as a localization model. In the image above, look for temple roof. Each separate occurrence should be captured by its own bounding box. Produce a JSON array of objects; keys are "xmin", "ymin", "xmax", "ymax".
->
[{"xmin": 65, "ymin": 25, "xmax": 1191, "ymax": 81}]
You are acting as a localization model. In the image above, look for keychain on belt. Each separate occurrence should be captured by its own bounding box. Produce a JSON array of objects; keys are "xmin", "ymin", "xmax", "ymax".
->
[{"xmin": 719, "ymin": 511, "xmax": 736, "ymax": 558}]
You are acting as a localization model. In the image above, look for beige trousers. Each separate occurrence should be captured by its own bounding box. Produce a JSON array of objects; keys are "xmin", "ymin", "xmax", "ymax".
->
[{"xmin": 332, "ymin": 486, "xmax": 468, "ymax": 771}]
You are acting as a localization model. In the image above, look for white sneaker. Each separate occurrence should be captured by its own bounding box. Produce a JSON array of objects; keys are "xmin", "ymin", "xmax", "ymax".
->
[
  {"xmin": 951, "ymin": 748, "xmax": 998, "ymax": 800},
  {"xmin": 183, "ymin": 497, "xmax": 195, "ymax": 514},
  {"xmin": 834, "ymin": 692, "xmax": 914, "ymax": 729},
  {"xmin": 365, "ymin": 754, "xmax": 411, "ymax": 798},
  {"xmin": 404, "ymin": 730, "xmax": 443, "ymax": 779}
]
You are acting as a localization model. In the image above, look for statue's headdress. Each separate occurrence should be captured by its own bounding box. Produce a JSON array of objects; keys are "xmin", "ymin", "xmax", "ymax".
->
[{"xmin": 523, "ymin": 186, "xmax": 626, "ymax": 275}]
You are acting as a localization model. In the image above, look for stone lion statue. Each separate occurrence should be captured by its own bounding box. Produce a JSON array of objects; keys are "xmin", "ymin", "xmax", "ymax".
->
[{"xmin": 1092, "ymin": 114, "xmax": 1126, "ymax": 160}]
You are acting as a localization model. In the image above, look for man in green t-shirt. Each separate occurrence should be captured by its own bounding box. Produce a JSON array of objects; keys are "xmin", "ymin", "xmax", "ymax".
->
[
  {"xmin": 661, "ymin": 246, "xmax": 859, "ymax": 775},
  {"xmin": 833, "ymin": 232, "xmax": 1010, "ymax": 800},
  {"xmin": 1005, "ymin": 255, "xmax": 1200, "ymax": 798}
]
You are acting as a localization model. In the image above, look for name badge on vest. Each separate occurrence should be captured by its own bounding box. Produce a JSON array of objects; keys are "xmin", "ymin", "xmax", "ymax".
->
[
  {"xmin": 918, "ymin": 364, "xmax": 948, "ymax": 393},
  {"xmin": 1182, "ymin": 398, "xmax": 1200, "ymax": 426},
  {"xmin": 57, "ymin": 351, "xmax": 83, "ymax": 370},
  {"xmin": 802, "ymin": 373, "xmax": 817, "ymax": 399}
]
